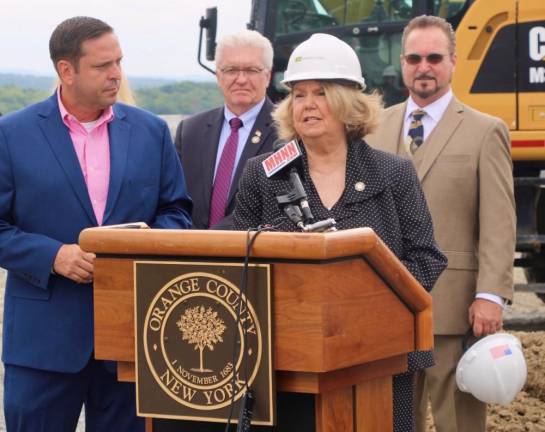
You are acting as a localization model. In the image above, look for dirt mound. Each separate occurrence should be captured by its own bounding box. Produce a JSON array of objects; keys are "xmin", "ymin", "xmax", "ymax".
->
[
  {"xmin": 514, "ymin": 332, "xmax": 545, "ymax": 403},
  {"xmin": 488, "ymin": 392, "xmax": 545, "ymax": 431}
]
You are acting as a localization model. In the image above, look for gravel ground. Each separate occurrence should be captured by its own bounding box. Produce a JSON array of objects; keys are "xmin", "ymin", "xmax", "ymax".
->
[{"xmin": 0, "ymin": 267, "xmax": 543, "ymax": 431}]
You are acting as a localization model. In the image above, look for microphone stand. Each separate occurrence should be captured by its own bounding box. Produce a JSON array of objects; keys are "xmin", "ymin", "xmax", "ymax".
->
[
  {"xmin": 276, "ymin": 171, "xmax": 337, "ymax": 232},
  {"xmin": 302, "ymin": 218, "xmax": 336, "ymax": 232}
]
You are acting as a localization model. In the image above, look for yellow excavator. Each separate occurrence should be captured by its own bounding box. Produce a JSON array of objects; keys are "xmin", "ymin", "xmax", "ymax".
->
[{"xmin": 198, "ymin": 0, "xmax": 545, "ymax": 301}]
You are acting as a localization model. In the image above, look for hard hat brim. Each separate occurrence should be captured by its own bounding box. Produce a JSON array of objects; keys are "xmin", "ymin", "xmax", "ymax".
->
[{"xmin": 281, "ymin": 74, "xmax": 366, "ymax": 91}]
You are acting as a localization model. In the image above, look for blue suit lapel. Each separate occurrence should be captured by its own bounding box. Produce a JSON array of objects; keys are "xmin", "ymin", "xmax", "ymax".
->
[
  {"xmin": 103, "ymin": 105, "xmax": 130, "ymax": 224},
  {"xmin": 38, "ymin": 95, "xmax": 97, "ymax": 225}
]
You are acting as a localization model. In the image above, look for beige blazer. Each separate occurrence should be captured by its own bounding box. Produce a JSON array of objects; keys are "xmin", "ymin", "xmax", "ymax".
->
[{"xmin": 366, "ymin": 97, "xmax": 515, "ymax": 334}]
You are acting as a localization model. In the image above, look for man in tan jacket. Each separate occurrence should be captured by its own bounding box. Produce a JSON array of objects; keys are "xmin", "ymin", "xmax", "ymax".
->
[{"xmin": 366, "ymin": 15, "xmax": 516, "ymax": 432}]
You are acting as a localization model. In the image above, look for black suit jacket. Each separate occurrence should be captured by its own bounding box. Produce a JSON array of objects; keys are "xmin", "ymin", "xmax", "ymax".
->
[
  {"xmin": 174, "ymin": 99, "xmax": 276, "ymax": 229},
  {"xmin": 233, "ymin": 139, "xmax": 447, "ymax": 293},
  {"xmin": 233, "ymin": 139, "xmax": 449, "ymax": 375}
]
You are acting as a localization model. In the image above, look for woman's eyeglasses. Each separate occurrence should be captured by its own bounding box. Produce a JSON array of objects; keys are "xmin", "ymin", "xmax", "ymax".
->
[{"xmin": 403, "ymin": 53, "xmax": 447, "ymax": 65}]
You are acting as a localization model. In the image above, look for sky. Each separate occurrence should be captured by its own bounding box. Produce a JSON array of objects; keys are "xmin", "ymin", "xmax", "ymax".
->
[{"xmin": 0, "ymin": 0, "xmax": 250, "ymax": 79}]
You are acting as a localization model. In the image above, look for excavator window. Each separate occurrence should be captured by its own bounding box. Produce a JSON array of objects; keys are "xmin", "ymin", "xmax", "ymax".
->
[
  {"xmin": 275, "ymin": 0, "xmax": 414, "ymax": 35},
  {"xmin": 433, "ymin": 0, "xmax": 467, "ymax": 20}
]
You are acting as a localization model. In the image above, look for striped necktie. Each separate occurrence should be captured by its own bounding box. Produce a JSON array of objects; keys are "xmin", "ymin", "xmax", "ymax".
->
[
  {"xmin": 208, "ymin": 117, "xmax": 243, "ymax": 227},
  {"xmin": 408, "ymin": 109, "xmax": 426, "ymax": 154}
]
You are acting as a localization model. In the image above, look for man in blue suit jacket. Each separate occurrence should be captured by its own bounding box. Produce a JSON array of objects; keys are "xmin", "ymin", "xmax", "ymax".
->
[{"xmin": 0, "ymin": 17, "xmax": 192, "ymax": 431}]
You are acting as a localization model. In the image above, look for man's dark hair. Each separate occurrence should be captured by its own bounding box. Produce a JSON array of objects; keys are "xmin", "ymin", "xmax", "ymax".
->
[{"xmin": 49, "ymin": 16, "xmax": 113, "ymax": 72}]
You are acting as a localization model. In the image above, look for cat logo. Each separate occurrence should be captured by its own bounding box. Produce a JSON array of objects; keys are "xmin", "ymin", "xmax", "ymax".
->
[
  {"xmin": 529, "ymin": 26, "xmax": 545, "ymax": 61},
  {"xmin": 529, "ymin": 26, "xmax": 545, "ymax": 84}
]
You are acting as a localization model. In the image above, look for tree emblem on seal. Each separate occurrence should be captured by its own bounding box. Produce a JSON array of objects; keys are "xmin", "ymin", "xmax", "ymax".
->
[{"xmin": 176, "ymin": 305, "xmax": 226, "ymax": 373}]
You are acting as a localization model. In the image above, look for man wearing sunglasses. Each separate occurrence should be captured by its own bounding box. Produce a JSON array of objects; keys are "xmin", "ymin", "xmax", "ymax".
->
[
  {"xmin": 174, "ymin": 29, "xmax": 277, "ymax": 229},
  {"xmin": 367, "ymin": 15, "xmax": 515, "ymax": 432}
]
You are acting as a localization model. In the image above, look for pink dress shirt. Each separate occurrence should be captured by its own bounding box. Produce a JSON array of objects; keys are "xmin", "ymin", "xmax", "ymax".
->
[{"xmin": 57, "ymin": 89, "xmax": 113, "ymax": 225}]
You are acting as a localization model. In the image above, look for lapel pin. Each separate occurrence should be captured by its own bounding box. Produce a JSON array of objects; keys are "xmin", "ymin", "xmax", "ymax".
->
[
  {"xmin": 354, "ymin": 182, "xmax": 365, "ymax": 192},
  {"xmin": 251, "ymin": 134, "xmax": 261, "ymax": 144}
]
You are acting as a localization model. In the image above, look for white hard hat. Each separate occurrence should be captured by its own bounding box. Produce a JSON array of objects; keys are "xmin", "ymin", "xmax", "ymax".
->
[
  {"xmin": 281, "ymin": 33, "xmax": 366, "ymax": 90},
  {"xmin": 456, "ymin": 333, "xmax": 527, "ymax": 405}
]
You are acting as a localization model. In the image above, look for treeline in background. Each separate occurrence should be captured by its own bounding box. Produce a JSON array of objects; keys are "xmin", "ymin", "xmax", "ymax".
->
[{"xmin": 0, "ymin": 73, "xmax": 223, "ymax": 115}]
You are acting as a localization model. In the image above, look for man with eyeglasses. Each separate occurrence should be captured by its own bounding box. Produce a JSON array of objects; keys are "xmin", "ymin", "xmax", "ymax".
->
[
  {"xmin": 367, "ymin": 15, "xmax": 515, "ymax": 432},
  {"xmin": 174, "ymin": 29, "xmax": 276, "ymax": 229}
]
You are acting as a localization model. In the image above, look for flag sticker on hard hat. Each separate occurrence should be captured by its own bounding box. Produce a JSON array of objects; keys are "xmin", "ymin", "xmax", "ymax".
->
[{"xmin": 490, "ymin": 344, "xmax": 512, "ymax": 359}]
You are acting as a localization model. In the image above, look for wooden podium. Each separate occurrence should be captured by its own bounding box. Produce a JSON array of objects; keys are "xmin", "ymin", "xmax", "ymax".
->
[{"xmin": 79, "ymin": 227, "xmax": 433, "ymax": 432}]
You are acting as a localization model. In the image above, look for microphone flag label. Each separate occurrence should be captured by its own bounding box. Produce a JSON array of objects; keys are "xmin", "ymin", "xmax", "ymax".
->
[{"xmin": 262, "ymin": 140, "xmax": 302, "ymax": 178}]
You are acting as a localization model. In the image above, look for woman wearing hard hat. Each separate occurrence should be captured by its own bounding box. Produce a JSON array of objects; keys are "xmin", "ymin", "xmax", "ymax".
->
[{"xmin": 232, "ymin": 33, "xmax": 447, "ymax": 431}]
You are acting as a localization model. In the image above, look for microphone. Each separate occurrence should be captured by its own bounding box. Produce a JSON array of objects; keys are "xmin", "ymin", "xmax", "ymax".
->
[
  {"xmin": 236, "ymin": 389, "xmax": 255, "ymax": 432},
  {"xmin": 263, "ymin": 140, "xmax": 315, "ymax": 225},
  {"xmin": 289, "ymin": 169, "xmax": 313, "ymax": 223},
  {"xmin": 302, "ymin": 218, "xmax": 337, "ymax": 232},
  {"xmin": 280, "ymin": 202, "xmax": 305, "ymax": 229},
  {"xmin": 262, "ymin": 139, "xmax": 303, "ymax": 178}
]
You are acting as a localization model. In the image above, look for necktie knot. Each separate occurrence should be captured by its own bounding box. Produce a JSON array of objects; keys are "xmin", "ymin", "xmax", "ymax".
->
[
  {"xmin": 411, "ymin": 109, "xmax": 426, "ymax": 122},
  {"xmin": 229, "ymin": 117, "xmax": 243, "ymax": 131}
]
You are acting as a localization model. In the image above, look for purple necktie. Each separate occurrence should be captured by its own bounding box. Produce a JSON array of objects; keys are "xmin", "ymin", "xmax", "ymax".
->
[{"xmin": 209, "ymin": 117, "xmax": 243, "ymax": 227}]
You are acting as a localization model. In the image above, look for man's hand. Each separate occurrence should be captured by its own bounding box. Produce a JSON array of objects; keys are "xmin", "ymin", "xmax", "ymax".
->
[
  {"xmin": 53, "ymin": 244, "xmax": 96, "ymax": 284},
  {"xmin": 468, "ymin": 298, "xmax": 503, "ymax": 337}
]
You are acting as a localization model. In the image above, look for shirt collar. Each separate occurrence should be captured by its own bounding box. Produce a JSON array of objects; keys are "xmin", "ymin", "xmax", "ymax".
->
[
  {"xmin": 223, "ymin": 98, "xmax": 266, "ymax": 128},
  {"xmin": 57, "ymin": 86, "xmax": 115, "ymax": 131},
  {"xmin": 405, "ymin": 89, "xmax": 453, "ymax": 123}
]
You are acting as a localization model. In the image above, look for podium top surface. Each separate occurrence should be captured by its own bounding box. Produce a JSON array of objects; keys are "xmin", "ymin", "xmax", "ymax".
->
[
  {"xmin": 80, "ymin": 227, "xmax": 378, "ymax": 260},
  {"xmin": 80, "ymin": 227, "xmax": 432, "ymax": 313}
]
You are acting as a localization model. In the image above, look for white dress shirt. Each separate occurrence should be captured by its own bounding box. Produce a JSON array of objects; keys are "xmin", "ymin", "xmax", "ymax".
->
[{"xmin": 213, "ymin": 98, "xmax": 266, "ymax": 183}]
